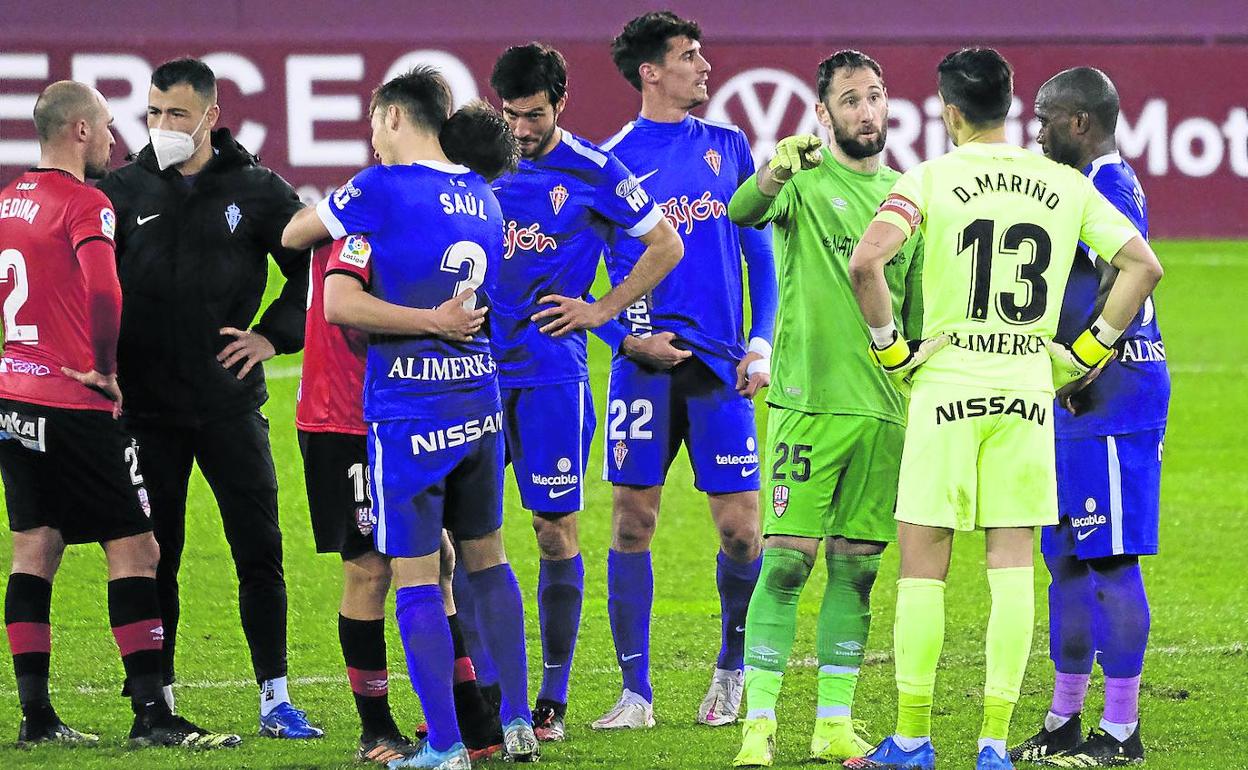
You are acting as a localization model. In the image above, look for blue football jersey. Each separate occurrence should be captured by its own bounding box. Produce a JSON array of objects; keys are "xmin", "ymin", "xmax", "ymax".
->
[
  {"xmin": 1055, "ymin": 153, "xmax": 1170, "ymax": 437},
  {"xmin": 488, "ymin": 130, "xmax": 662, "ymax": 387},
  {"xmin": 602, "ymin": 115, "xmax": 758, "ymax": 385},
  {"xmin": 316, "ymin": 161, "xmax": 503, "ymax": 422}
]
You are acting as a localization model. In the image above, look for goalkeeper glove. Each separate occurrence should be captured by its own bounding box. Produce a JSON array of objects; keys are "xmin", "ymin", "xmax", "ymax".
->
[
  {"xmin": 1047, "ymin": 328, "xmax": 1116, "ymax": 391},
  {"xmin": 868, "ymin": 332, "xmax": 949, "ymax": 395},
  {"xmin": 768, "ymin": 134, "xmax": 823, "ymax": 179}
]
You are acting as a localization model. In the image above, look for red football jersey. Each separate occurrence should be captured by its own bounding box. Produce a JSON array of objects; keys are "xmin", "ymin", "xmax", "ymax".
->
[
  {"xmin": 295, "ymin": 237, "xmax": 370, "ymax": 434},
  {"xmin": 0, "ymin": 169, "xmax": 118, "ymax": 412}
]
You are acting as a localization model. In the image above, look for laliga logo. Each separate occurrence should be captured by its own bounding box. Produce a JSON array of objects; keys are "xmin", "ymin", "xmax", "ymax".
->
[
  {"xmin": 707, "ymin": 68, "xmax": 822, "ymax": 168},
  {"xmin": 503, "ymin": 220, "xmax": 557, "ymax": 260}
]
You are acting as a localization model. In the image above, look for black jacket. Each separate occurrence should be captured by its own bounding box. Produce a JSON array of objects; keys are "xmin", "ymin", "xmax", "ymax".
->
[{"xmin": 97, "ymin": 128, "xmax": 309, "ymax": 424}]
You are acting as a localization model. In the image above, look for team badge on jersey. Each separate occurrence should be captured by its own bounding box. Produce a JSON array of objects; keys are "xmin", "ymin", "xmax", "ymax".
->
[
  {"xmin": 613, "ymin": 439, "xmax": 629, "ymax": 470},
  {"xmin": 339, "ymin": 234, "xmax": 372, "ymax": 268},
  {"xmin": 100, "ymin": 207, "xmax": 115, "ymax": 239},
  {"xmin": 225, "ymin": 202, "xmax": 241, "ymax": 233},
  {"xmin": 549, "ymin": 183, "xmax": 568, "ymax": 215},
  {"xmin": 703, "ymin": 148, "xmax": 722, "ymax": 175},
  {"xmin": 772, "ymin": 484, "xmax": 789, "ymax": 517}
]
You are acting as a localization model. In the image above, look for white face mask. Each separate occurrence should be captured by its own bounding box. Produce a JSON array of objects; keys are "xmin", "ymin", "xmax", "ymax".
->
[{"xmin": 149, "ymin": 108, "xmax": 211, "ymax": 171}]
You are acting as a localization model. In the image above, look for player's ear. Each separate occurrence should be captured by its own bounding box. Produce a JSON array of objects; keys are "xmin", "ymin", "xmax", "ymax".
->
[
  {"xmin": 1072, "ymin": 110, "xmax": 1091, "ymax": 137},
  {"xmin": 387, "ymin": 103, "xmax": 403, "ymax": 131},
  {"xmin": 638, "ymin": 61, "xmax": 659, "ymax": 87},
  {"xmin": 554, "ymin": 93, "xmax": 568, "ymax": 117},
  {"xmin": 814, "ymin": 101, "xmax": 831, "ymax": 130},
  {"xmin": 205, "ymin": 102, "xmax": 221, "ymax": 131}
]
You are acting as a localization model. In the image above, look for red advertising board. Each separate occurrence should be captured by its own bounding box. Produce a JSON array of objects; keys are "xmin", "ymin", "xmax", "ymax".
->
[{"xmin": 2, "ymin": 42, "xmax": 1244, "ymax": 237}]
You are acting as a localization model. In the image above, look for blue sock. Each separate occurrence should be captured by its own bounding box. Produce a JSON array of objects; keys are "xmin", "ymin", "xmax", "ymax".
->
[
  {"xmin": 607, "ymin": 549, "xmax": 653, "ymax": 702},
  {"xmin": 467, "ymin": 564, "xmax": 530, "ymax": 725},
  {"xmin": 537, "ymin": 554, "xmax": 584, "ymax": 705},
  {"xmin": 451, "ymin": 562, "xmax": 498, "ymax": 688},
  {"xmin": 1090, "ymin": 556, "xmax": 1150, "ymax": 677},
  {"xmin": 394, "ymin": 585, "xmax": 461, "ymax": 751},
  {"xmin": 1045, "ymin": 552, "xmax": 1096, "ymax": 674},
  {"xmin": 716, "ymin": 550, "xmax": 762, "ymax": 671}
]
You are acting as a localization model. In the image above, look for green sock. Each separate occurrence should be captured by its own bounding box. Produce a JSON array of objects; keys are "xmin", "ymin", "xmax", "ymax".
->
[
  {"xmin": 815, "ymin": 552, "xmax": 881, "ymax": 719},
  {"xmin": 741, "ymin": 548, "xmax": 814, "ymax": 719},
  {"xmin": 982, "ymin": 566, "xmax": 1034, "ymax": 741},
  {"xmin": 894, "ymin": 577, "xmax": 945, "ymax": 739}
]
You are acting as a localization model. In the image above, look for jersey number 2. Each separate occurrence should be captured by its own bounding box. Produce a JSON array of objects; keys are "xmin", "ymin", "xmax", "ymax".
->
[
  {"xmin": 441, "ymin": 241, "xmax": 487, "ymax": 309},
  {"xmin": 0, "ymin": 249, "xmax": 39, "ymax": 343},
  {"xmin": 959, "ymin": 219, "xmax": 1051, "ymax": 325}
]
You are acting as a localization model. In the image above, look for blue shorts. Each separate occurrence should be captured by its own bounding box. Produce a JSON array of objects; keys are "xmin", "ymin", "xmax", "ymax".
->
[
  {"xmin": 367, "ymin": 411, "xmax": 504, "ymax": 558},
  {"xmin": 603, "ymin": 355, "xmax": 759, "ymax": 494},
  {"xmin": 501, "ymin": 381, "xmax": 595, "ymax": 516},
  {"xmin": 1042, "ymin": 428, "xmax": 1164, "ymax": 560}
]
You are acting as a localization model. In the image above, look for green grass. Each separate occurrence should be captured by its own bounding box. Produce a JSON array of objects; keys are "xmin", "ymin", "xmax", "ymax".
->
[{"xmin": 1, "ymin": 240, "xmax": 1244, "ymax": 768}]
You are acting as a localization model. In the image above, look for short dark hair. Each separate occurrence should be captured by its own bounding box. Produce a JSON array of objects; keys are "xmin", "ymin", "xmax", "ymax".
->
[
  {"xmin": 440, "ymin": 100, "xmax": 519, "ymax": 182},
  {"xmin": 151, "ymin": 58, "xmax": 216, "ymax": 101},
  {"xmin": 816, "ymin": 49, "xmax": 884, "ymax": 102},
  {"xmin": 611, "ymin": 11, "xmax": 701, "ymax": 91},
  {"xmin": 1037, "ymin": 67, "xmax": 1120, "ymax": 133},
  {"xmin": 33, "ymin": 80, "xmax": 101, "ymax": 141},
  {"xmin": 490, "ymin": 43, "xmax": 568, "ymax": 107},
  {"xmin": 937, "ymin": 47, "xmax": 1013, "ymax": 127},
  {"xmin": 370, "ymin": 66, "xmax": 453, "ymax": 135}
]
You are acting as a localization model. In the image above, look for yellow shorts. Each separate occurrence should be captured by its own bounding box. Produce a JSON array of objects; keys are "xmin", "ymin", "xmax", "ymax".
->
[{"xmin": 896, "ymin": 380, "xmax": 1058, "ymax": 531}]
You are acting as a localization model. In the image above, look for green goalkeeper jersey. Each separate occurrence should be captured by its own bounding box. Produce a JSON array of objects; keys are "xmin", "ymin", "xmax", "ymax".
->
[
  {"xmin": 731, "ymin": 148, "xmax": 923, "ymax": 424},
  {"xmin": 875, "ymin": 141, "xmax": 1139, "ymax": 393}
]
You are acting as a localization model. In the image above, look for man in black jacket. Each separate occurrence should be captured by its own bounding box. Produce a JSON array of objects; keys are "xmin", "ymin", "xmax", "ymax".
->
[{"xmin": 97, "ymin": 58, "xmax": 322, "ymax": 739}]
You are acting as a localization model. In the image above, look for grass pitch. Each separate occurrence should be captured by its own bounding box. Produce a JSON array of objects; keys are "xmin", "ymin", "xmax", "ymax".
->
[{"xmin": 1, "ymin": 240, "xmax": 1244, "ymax": 768}]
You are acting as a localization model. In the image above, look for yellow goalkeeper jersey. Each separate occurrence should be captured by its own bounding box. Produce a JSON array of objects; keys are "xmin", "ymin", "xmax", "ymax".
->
[{"xmin": 875, "ymin": 141, "xmax": 1139, "ymax": 392}]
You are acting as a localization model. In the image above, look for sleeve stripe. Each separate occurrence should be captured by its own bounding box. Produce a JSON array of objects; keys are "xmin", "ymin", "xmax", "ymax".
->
[
  {"xmin": 74, "ymin": 234, "xmax": 113, "ymax": 251},
  {"xmin": 325, "ymin": 267, "xmax": 369, "ymax": 288},
  {"xmin": 561, "ymin": 132, "xmax": 608, "ymax": 168},
  {"xmin": 316, "ymin": 196, "xmax": 348, "ymax": 240},
  {"xmin": 624, "ymin": 205, "xmax": 664, "ymax": 238}
]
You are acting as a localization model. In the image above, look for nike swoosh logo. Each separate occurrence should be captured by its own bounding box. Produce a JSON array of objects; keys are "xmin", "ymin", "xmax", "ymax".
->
[
  {"xmin": 740, "ymin": 466, "xmax": 759, "ymax": 477},
  {"xmin": 136, "ymin": 214, "xmax": 160, "ymax": 225},
  {"xmin": 621, "ymin": 653, "xmax": 643, "ymax": 662},
  {"xmin": 544, "ymin": 662, "xmax": 562, "ymax": 669},
  {"xmin": 636, "ymin": 169, "xmax": 659, "ymax": 184},
  {"xmin": 548, "ymin": 486, "xmax": 576, "ymax": 499},
  {"xmin": 1076, "ymin": 527, "xmax": 1099, "ymax": 541},
  {"xmin": 734, "ymin": 625, "xmax": 746, "ymax": 633}
]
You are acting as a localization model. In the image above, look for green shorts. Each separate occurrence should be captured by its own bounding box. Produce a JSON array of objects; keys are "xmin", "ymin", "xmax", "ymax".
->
[
  {"xmin": 896, "ymin": 379, "xmax": 1058, "ymax": 531},
  {"xmin": 762, "ymin": 407, "xmax": 903, "ymax": 543}
]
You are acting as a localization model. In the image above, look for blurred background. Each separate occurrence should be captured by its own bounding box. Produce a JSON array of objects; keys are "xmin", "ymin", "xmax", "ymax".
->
[{"xmin": 1, "ymin": 0, "xmax": 1245, "ymax": 237}]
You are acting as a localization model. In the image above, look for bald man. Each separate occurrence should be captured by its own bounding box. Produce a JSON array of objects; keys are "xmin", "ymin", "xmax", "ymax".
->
[
  {"xmin": 1010, "ymin": 67, "xmax": 1168, "ymax": 766},
  {"xmin": 0, "ymin": 81, "xmax": 239, "ymax": 749}
]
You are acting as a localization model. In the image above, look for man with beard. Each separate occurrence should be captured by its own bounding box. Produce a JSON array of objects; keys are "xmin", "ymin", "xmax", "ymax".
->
[
  {"xmin": 594, "ymin": 10, "xmax": 778, "ymax": 731},
  {"xmin": 726, "ymin": 50, "xmax": 924, "ymax": 767}
]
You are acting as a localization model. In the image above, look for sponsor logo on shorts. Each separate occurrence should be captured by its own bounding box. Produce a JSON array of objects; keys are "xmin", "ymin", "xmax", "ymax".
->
[
  {"xmin": 387, "ymin": 353, "xmax": 496, "ymax": 381},
  {"xmin": 356, "ymin": 505, "xmax": 376, "ymax": 536},
  {"xmin": 0, "ymin": 410, "xmax": 46, "ymax": 452},
  {"xmin": 137, "ymin": 487, "xmax": 152, "ymax": 517},
  {"xmin": 1071, "ymin": 513, "xmax": 1107, "ymax": 528},
  {"xmin": 532, "ymin": 472, "xmax": 580, "ymax": 487},
  {"xmin": 772, "ymin": 484, "xmax": 789, "ymax": 517},
  {"xmin": 613, "ymin": 439, "xmax": 628, "ymax": 469},
  {"xmin": 715, "ymin": 451, "xmax": 759, "ymax": 466},
  {"xmin": 948, "ymin": 332, "xmax": 1045, "ymax": 356},
  {"xmin": 410, "ymin": 412, "xmax": 502, "ymax": 455},
  {"xmin": 1076, "ymin": 527, "xmax": 1099, "ymax": 541},
  {"xmin": 0, "ymin": 357, "xmax": 51, "ymax": 376},
  {"xmin": 935, "ymin": 396, "xmax": 1047, "ymax": 426}
]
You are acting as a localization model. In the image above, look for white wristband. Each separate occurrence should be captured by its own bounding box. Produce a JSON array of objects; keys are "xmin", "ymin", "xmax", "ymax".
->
[
  {"xmin": 746, "ymin": 357, "xmax": 771, "ymax": 377},
  {"xmin": 868, "ymin": 320, "xmax": 897, "ymax": 348},
  {"xmin": 747, "ymin": 337, "xmax": 772, "ymax": 358},
  {"xmin": 1090, "ymin": 315, "xmax": 1125, "ymax": 346}
]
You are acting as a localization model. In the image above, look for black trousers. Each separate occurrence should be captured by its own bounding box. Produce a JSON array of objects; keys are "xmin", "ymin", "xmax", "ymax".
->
[{"xmin": 128, "ymin": 409, "xmax": 286, "ymax": 685}]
